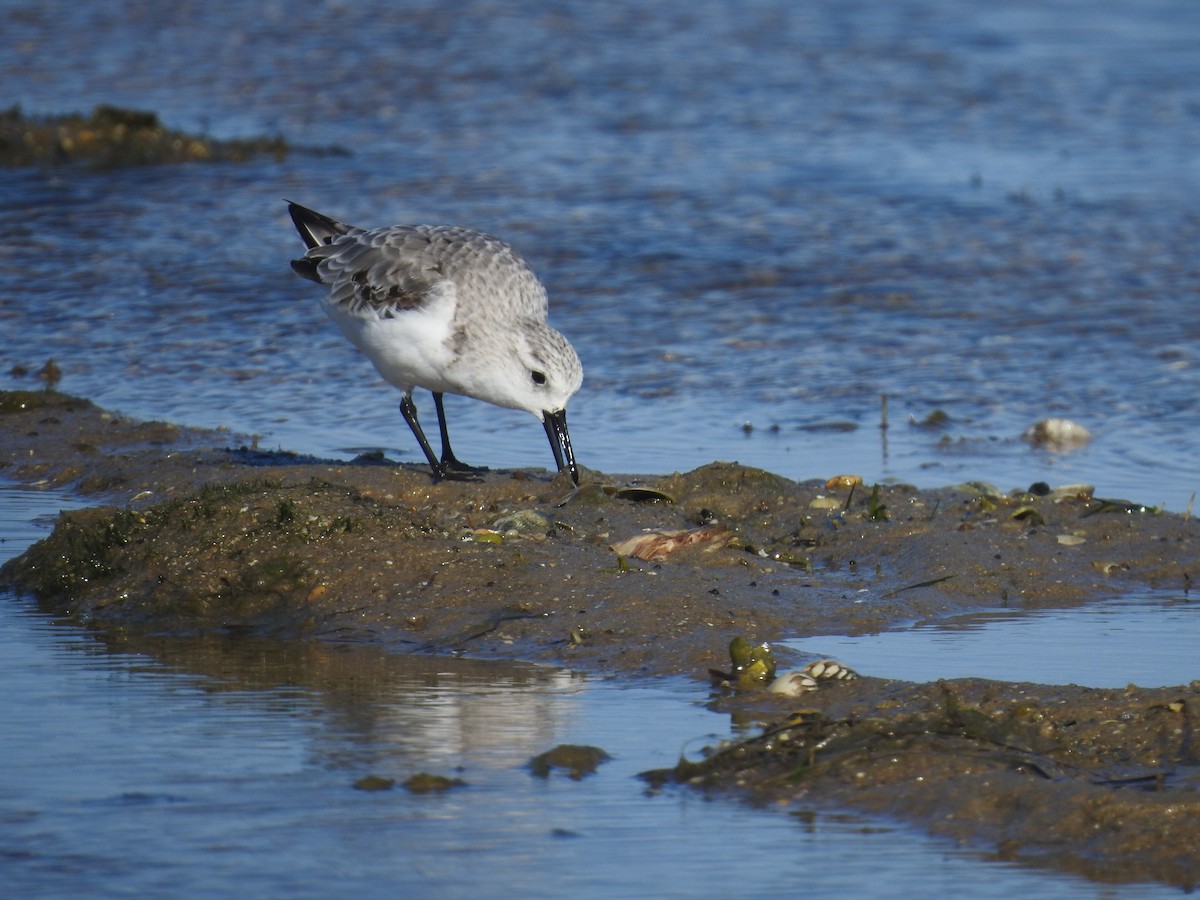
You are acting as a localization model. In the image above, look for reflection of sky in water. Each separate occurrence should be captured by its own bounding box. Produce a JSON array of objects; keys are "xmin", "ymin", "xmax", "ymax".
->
[
  {"xmin": 2, "ymin": 593, "xmax": 1122, "ymax": 898},
  {"xmin": 785, "ymin": 593, "xmax": 1200, "ymax": 688}
]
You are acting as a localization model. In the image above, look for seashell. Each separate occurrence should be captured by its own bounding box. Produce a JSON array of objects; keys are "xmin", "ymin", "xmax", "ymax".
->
[
  {"xmin": 824, "ymin": 474, "xmax": 863, "ymax": 489},
  {"xmin": 492, "ymin": 509, "xmax": 554, "ymax": 536},
  {"xmin": 608, "ymin": 486, "xmax": 676, "ymax": 504},
  {"xmin": 767, "ymin": 672, "xmax": 819, "ymax": 696},
  {"xmin": 768, "ymin": 659, "xmax": 859, "ymax": 695},
  {"xmin": 809, "ymin": 496, "xmax": 842, "ymax": 510},
  {"xmin": 1056, "ymin": 533, "xmax": 1086, "ymax": 546},
  {"xmin": 1023, "ymin": 417, "xmax": 1092, "ymax": 451},
  {"xmin": 610, "ymin": 526, "xmax": 736, "ymax": 561},
  {"xmin": 802, "ymin": 659, "xmax": 859, "ymax": 682}
]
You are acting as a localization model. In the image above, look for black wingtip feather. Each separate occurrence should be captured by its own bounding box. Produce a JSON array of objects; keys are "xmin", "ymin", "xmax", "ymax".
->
[
  {"xmin": 286, "ymin": 200, "xmax": 353, "ymax": 249},
  {"xmin": 290, "ymin": 257, "xmax": 324, "ymax": 283}
]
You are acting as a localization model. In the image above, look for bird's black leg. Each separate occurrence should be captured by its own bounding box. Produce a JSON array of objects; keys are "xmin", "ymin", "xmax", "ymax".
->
[
  {"xmin": 398, "ymin": 394, "xmax": 446, "ymax": 480},
  {"xmin": 400, "ymin": 394, "xmax": 482, "ymax": 482},
  {"xmin": 433, "ymin": 392, "xmax": 488, "ymax": 475}
]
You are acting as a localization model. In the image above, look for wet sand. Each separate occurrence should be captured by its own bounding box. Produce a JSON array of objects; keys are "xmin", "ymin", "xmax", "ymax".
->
[{"xmin": 3, "ymin": 389, "xmax": 1198, "ymax": 888}]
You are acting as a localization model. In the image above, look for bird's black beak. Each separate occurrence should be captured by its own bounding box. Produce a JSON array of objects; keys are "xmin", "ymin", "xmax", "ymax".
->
[{"xmin": 542, "ymin": 409, "xmax": 578, "ymax": 485}]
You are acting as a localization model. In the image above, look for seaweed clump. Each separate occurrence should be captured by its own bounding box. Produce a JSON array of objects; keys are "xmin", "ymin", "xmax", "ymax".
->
[
  {"xmin": 0, "ymin": 104, "xmax": 294, "ymax": 167},
  {"xmin": 642, "ymin": 681, "xmax": 1200, "ymax": 888}
]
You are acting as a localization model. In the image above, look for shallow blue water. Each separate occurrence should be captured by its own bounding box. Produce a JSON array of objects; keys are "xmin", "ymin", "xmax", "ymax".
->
[
  {"xmin": 2, "ymin": 0, "xmax": 1198, "ymax": 509},
  {"xmin": 787, "ymin": 591, "xmax": 1200, "ymax": 688}
]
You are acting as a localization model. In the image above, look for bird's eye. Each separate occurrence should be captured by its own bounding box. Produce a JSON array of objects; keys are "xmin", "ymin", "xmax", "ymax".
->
[{"xmin": 531, "ymin": 370, "xmax": 547, "ymax": 386}]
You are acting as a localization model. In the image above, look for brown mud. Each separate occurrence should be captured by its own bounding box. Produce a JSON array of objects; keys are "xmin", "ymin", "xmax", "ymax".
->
[{"xmin": 2, "ymin": 388, "xmax": 1198, "ymax": 888}]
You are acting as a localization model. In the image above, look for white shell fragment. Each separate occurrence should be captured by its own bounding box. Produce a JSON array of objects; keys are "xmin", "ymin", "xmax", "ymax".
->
[
  {"xmin": 767, "ymin": 659, "xmax": 859, "ymax": 696},
  {"xmin": 766, "ymin": 672, "xmax": 818, "ymax": 696},
  {"xmin": 1023, "ymin": 418, "xmax": 1092, "ymax": 451}
]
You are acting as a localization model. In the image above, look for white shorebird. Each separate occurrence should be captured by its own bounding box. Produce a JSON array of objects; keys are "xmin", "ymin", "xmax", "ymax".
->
[{"xmin": 287, "ymin": 202, "xmax": 582, "ymax": 484}]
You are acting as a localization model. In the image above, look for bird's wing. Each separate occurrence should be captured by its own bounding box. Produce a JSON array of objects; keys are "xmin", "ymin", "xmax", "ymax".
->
[{"xmin": 296, "ymin": 227, "xmax": 454, "ymax": 319}]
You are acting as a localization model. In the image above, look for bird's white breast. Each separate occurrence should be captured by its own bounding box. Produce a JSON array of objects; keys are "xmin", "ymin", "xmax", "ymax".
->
[{"xmin": 321, "ymin": 279, "xmax": 460, "ymax": 394}]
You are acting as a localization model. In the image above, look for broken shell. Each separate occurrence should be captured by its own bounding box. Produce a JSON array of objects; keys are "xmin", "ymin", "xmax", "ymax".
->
[
  {"xmin": 824, "ymin": 474, "xmax": 863, "ymax": 490},
  {"xmin": 608, "ymin": 486, "xmax": 676, "ymax": 504},
  {"xmin": 1023, "ymin": 417, "xmax": 1092, "ymax": 451},
  {"xmin": 492, "ymin": 509, "xmax": 554, "ymax": 536},
  {"xmin": 610, "ymin": 526, "xmax": 735, "ymax": 562},
  {"xmin": 767, "ymin": 672, "xmax": 819, "ymax": 696},
  {"xmin": 767, "ymin": 659, "xmax": 858, "ymax": 695}
]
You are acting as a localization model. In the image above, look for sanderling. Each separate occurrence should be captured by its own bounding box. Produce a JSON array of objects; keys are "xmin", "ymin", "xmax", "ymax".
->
[{"xmin": 287, "ymin": 202, "xmax": 582, "ymax": 484}]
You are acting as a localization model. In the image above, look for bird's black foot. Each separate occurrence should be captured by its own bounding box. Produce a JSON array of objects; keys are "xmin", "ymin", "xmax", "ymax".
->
[
  {"xmin": 430, "ymin": 459, "xmax": 487, "ymax": 483},
  {"xmin": 441, "ymin": 453, "xmax": 489, "ymax": 477}
]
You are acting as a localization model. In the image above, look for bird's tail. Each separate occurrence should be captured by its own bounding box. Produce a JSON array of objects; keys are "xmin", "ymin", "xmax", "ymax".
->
[{"xmin": 286, "ymin": 201, "xmax": 356, "ymax": 249}]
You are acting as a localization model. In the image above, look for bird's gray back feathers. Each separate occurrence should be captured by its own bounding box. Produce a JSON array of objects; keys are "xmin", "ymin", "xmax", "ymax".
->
[{"xmin": 289, "ymin": 204, "xmax": 549, "ymax": 324}]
